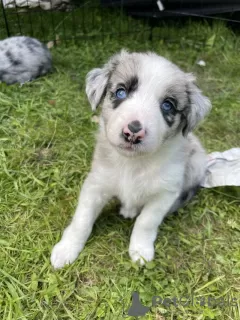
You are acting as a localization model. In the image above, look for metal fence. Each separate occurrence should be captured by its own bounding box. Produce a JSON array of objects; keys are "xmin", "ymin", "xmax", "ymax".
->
[{"xmin": 1, "ymin": 0, "xmax": 240, "ymax": 45}]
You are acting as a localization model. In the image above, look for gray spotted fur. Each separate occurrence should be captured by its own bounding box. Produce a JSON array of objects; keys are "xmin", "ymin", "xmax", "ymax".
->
[{"xmin": 0, "ymin": 36, "xmax": 52, "ymax": 85}]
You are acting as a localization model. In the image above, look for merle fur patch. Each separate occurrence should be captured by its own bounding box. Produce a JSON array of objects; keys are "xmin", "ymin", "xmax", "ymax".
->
[{"xmin": 110, "ymin": 76, "xmax": 139, "ymax": 109}]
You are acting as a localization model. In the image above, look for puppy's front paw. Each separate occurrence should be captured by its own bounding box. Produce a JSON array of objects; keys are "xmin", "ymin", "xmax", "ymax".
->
[
  {"xmin": 51, "ymin": 240, "xmax": 82, "ymax": 269},
  {"xmin": 120, "ymin": 206, "xmax": 138, "ymax": 219},
  {"xmin": 129, "ymin": 242, "xmax": 154, "ymax": 265}
]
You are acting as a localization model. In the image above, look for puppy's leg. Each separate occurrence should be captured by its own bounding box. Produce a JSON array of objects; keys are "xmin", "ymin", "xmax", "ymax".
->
[
  {"xmin": 51, "ymin": 174, "xmax": 110, "ymax": 269},
  {"xmin": 129, "ymin": 191, "xmax": 179, "ymax": 265}
]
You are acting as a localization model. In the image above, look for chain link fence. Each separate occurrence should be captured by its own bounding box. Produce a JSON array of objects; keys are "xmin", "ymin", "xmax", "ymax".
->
[{"xmin": 1, "ymin": 0, "xmax": 240, "ymax": 46}]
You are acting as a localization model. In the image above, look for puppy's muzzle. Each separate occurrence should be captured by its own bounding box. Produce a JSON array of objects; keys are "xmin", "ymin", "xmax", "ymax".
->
[{"xmin": 122, "ymin": 120, "xmax": 145, "ymax": 144}]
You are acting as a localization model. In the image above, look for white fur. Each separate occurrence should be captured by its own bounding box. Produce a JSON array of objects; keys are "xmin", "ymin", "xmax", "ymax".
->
[{"xmin": 51, "ymin": 51, "xmax": 211, "ymax": 268}]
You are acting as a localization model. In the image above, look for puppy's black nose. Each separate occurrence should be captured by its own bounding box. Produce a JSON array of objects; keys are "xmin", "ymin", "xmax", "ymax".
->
[
  {"xmin": 122, "ymin": 121, "xmax": 145, "ymax": 144},
  {"xmin": 128, "ymin": 120, "xmax": 142, "ymax": 133}
]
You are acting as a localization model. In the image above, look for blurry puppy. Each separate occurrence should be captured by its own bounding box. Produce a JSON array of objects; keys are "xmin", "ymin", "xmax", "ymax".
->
[
  {"xmin": 51, "ymin": 50, "xmax": 211, "ymax": 268},
  {"xmin": 0, "ymin": 36, "xmax": 52, "ymax": 85}
]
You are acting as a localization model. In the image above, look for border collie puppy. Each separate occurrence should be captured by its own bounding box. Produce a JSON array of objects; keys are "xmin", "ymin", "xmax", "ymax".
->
[{"xmin": 51, "ymin": 50, "xmax": 211, "ymax": 268}]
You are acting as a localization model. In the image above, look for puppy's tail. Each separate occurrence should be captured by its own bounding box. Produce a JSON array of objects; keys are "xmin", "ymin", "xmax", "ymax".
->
[{"xmin": 169, "ymin": 185, "xmax": 201, "ymax": 214}]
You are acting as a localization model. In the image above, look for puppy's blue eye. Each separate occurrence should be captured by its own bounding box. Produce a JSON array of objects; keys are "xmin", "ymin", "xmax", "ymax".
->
[
  {"xmin": 161, "ymin": 100, "xmax": 174, "ymax": 112},
  {"xmin": 116, "ymin": 88, "xmax": 127, "ymax": 99}
]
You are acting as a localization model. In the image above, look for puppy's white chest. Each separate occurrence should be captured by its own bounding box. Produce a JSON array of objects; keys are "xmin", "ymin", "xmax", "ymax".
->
[
  {"xmin": 110, "ymin": 157, "xmax": 184, "ymax": 208},
  {"xmin": 114, "ymin": 163, "xmax": 162, "ymax": 207}
]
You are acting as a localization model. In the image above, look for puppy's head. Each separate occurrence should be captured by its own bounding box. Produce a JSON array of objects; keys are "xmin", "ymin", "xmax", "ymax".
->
[{"xmin": 86, "ymin": 50, "xmax": 211, "ymax": 156}]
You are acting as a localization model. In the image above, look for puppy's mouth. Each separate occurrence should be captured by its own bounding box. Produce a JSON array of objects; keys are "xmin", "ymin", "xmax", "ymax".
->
[
  {"xmin": 119, "ymin": 144, "xmax": 135, "ymax": 151},
  {"xmin": 118, "ymin": 142, "xmax": 142, "ymax": 152},
  {"xmin": 107, "ymin": 130, "xmax": 147, "ymax": 155}
]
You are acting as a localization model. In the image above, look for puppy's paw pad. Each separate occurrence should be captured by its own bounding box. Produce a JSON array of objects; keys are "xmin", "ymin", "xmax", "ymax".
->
[
  {"xmin": 120, "ymin": 207, "xmax": 138, "ymax": 219},
  {"xmin": 51, "ymin": 241, "xmax": 80, "ymax": 269},
  {"xmin": 129, "ymin": 244, "xmax": 154, "ymax": 265}
]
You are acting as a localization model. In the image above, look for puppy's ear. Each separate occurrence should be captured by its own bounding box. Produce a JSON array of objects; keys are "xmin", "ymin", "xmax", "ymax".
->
[
  {"xmin": 85, "ymin": 68, "xmax": 109, "ymax": 111},
  {"xmin": 183, "ymin": 74, "xmax": 211, "ymax": 136},
  {"xmin": 85, "ymin": 50, "xmax": 129, "ymax": 111}
]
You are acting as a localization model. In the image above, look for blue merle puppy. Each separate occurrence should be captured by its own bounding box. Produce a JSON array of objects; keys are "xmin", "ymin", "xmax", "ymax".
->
[
  {"xmin": 51, "ymin": 50, "xmax": 212, "ymax": 268},
  {"xmin": 0, "ymin": 36, "xmax": 52, "ymax": 85}
]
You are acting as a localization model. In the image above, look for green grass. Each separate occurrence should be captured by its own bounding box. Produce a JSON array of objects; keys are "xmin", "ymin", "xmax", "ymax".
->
[{"xmin": 0, "ymin": 10, "xmax": 240, "ymax": 320}]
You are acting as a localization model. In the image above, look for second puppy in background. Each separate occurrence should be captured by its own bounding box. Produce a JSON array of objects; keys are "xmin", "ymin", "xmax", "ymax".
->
[
  {"xmin": 51, "ymin": 50, "xmax": 211, "ymax": 269},
  {"xmin": 0, "ymin": 36, "xmax": 52, "ymax": 85}
]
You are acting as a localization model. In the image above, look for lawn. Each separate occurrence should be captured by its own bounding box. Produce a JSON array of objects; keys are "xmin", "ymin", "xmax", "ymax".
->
[{"xmin": 0, "ymin": 6, "xmax": 240, "ymax": 320}]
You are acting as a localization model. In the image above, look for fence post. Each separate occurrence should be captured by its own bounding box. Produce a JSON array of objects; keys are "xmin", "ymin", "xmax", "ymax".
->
[{"xmin": 1, "ymin": 0, "xmax": 10, "ymax": 37}]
